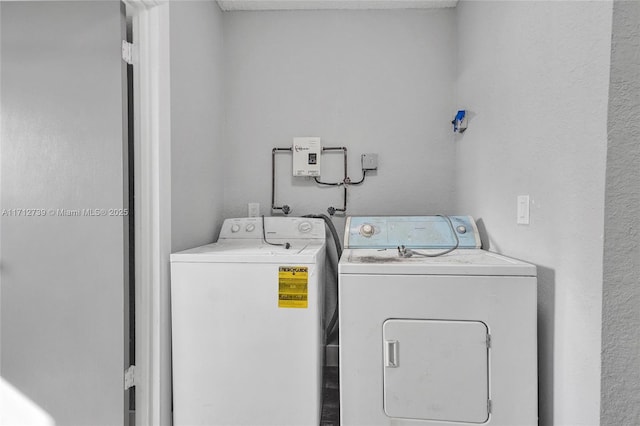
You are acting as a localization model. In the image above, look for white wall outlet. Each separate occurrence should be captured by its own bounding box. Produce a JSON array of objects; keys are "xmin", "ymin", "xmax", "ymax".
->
[
  {"xmin": 362, "ymin": 153, "xmax": 378, "ymax": 170},
  {"xmin": 292, "ymin": 137, "xmax": 321, "ymax": 177},
  {"xmin": 248, "ymin": 203, "xmax": 260, "ymax": 217},
  {"xmin": 517, "ymin": 195, "xmax": 530, "ymax": 225}
]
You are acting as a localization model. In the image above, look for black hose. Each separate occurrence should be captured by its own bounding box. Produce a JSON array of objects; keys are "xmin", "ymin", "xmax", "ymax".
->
[
  {"xmin": 303, "ymin": 214, "xmax": 342, "ymax": 344},
  {"xmin": 304, "ymin": 214, "xmax": 342, "ymax": 259}
]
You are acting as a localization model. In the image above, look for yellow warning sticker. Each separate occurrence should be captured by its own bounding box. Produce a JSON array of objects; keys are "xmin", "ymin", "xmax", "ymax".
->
[{"xmin": 278, "ymin": 266, "xmax": 308, "ymax": 309}]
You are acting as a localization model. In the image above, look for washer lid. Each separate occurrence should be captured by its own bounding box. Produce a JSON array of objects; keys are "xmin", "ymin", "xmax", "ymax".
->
[
  {"xmin": 170, "ymin": 240, "xmax": 325, "ymax": 263},
  {"xmin": 339, "ymin": 248, "xmax": 536, "ymax": 276}
]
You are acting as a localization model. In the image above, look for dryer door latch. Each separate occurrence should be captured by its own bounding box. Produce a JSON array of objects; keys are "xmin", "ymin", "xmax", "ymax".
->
[{"xmin": 384, "ymin": 340, "xmax": 399, "ymax": 368}]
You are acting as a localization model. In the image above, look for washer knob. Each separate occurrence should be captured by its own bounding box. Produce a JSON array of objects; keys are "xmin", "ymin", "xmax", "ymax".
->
[
  {"xmin": 456, "ymin": 225, "xmax": 467, "ymax": 234},
  {"xmin": 360, "ymin": 223, "xmax": 375, "ymax": 237},
  {"xmin": 298, "ymin": 221, "xmax": 312, "ymax": 233},
  {"xmin": 231, "ymin": 224, "xmax": 240, "ymax": 233},
  {"xmin": 246, "ymin": 224, "xmax": 256, "ymax": 232}
]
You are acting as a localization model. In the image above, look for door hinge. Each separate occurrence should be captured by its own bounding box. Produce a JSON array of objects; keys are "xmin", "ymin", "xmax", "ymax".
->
[
  {"xmin": 124, "ymin": 365, "xmax": 137, "ymax": 390},
  {"xmin": 121, "ymin": 40, "xmax": 134, "ymax": 65},
  {"xmin": 486, "ymin": 333, "xmax": 492, "ymax": 349},
  {"xmin": 488, "ymin": 399, "xmax": 492, "ymax": 414}
]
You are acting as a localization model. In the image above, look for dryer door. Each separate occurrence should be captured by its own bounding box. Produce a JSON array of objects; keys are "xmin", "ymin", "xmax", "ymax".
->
[{"xmin": 382, "ymin": 319, "xmax": 490, "ymax": 423}]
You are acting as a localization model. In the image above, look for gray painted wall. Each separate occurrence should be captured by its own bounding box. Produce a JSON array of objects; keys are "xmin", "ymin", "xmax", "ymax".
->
[
  {"xmin": 170, "ymin": 1, "xmax": 225, "ymax": 252},
  {"xmin": 455, "ymin": 2, "xmax": 612, "ymax": 425},
  {"xmin": 222, "ymin": 9, "xmax": 457, "ymax": 220},
  {"xmin": 1, "ymin": 2, "xmax": 126, "ymax": 424},
  {"xmin": 601, "ymin": 1, "xmax": 640, "ymax": 424}
]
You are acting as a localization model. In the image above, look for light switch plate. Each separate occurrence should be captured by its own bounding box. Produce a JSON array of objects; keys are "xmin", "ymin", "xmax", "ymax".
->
[{"xmin": 517, "ymin": 195, "xmax": 530, "ymax": 225}]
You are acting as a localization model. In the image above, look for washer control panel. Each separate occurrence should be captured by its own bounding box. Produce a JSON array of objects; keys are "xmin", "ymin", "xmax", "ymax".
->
[
  {"xmin": 345, "ymin": 216, "xmax": 481, "ymax": 249},
  {"xmin": 219, "ymin": 217, "xmax": 325, "ymax": 240}
]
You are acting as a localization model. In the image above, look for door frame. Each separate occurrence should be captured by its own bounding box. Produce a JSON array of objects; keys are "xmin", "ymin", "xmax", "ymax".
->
[{"xmin": 122, "ymin": 1, "xmax": 172, "ymax": 425}]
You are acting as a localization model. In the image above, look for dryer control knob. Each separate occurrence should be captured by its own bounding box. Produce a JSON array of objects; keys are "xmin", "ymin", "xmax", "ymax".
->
[
  {"xmin": 298, "ymin": 221, "xmax": 312, "ymax": 233},
  {"xmin": 246, "ymin": 224, "xmax": 256, "ymax": 232},
  {"xmin": 456, "ymin": 225, "xmax": 467, "ymax": 234},
  {"xmin": 231, "ymin": 224, "xmax": 241, "ymax": 233},
  {"xmin": 360, "ymin": 223, "xmax": 375, "ymax": 237}
]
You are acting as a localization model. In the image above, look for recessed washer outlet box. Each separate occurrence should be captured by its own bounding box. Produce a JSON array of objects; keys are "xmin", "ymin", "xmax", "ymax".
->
[{"xmin": 293, "ymin": 137, "xmax": 321, "ymax": 177}]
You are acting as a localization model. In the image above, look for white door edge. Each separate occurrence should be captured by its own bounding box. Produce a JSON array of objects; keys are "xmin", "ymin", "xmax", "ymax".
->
[{"xmin": 124, "ymin": 1, "xmax": 172, "ymax": 425}]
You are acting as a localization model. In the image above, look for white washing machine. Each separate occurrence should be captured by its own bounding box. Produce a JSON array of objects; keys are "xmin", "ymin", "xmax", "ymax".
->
[
  {"xmin": 170, "ymin": 216, "xmax": 326, "ymax": 426},
  {"xmin": 339, "ymin": 216, "xmax": 537, "ymax": 426}
]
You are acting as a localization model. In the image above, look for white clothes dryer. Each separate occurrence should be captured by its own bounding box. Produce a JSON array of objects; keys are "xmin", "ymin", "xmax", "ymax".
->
[
  {"xmin": 170, "ymin": 216, "xmax": 326, "ymax": 426},
  {"xmin": 338, "ymin": 216, "xmax": 537, "ymax": 426}
]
